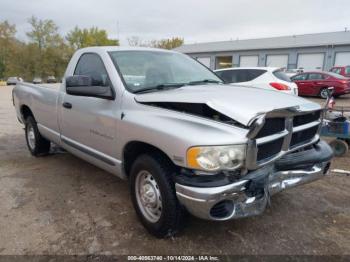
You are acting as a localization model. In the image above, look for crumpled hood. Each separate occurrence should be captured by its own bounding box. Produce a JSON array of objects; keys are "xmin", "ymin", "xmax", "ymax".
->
[{"xmin": 135, "ymin": 85, "xmax": 321, "ymax": 126}]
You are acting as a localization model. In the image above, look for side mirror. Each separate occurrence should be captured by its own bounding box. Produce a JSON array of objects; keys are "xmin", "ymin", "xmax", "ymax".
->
[
  {"xmin": 65, "ymin": 75, "xmax": 114, "ymax": 100},
  {"xmin": 66, "ymin": 75, "xmax": 92, "ymax": 88}
]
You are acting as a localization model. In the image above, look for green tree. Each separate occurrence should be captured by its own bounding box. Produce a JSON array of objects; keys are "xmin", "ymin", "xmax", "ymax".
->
[
  {"xmin": 66, "ymin": 26, "xmax": 119, "ymax": 50},
  {"xmin": 26, "ymin": 16, "xmax": 61, "ymax": 50},
  {"xmin": 0, "ymin": 20, "xmax": 16, "ymax": 39},
  {"xmin": 0, "ymin": 18, "xmax": 121, "ymax": 81},
  {"xmin": 25, "ymin": 16, "xmax": 69, "ymax": 79},
  {"xmin": 0, "ymin": 20, "xmax": 17, "ymax": 78}
]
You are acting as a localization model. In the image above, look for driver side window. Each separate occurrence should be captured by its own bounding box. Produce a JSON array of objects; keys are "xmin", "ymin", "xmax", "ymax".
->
[{"xmin": 74, "ymin": 53, "xmax": 110, "ymax": 87}]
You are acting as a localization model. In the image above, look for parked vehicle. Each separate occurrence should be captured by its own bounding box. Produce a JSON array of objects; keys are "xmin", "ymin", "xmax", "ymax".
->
[
  {"xmin": 285, "ymin": 68, "xmax": 304, "ymax": 78},
  {"xmin": 330, "ymin": 66, "xmax": 350, "ymax": 78},
  {"xmin": 32, "ymin": 77, "xmax": 42, "ymax": 84},
  {"xmin": 6, "ymin": 77, "xmax": 23, "ymax": 85},
  {"xmin": 13, "ymin": 47, "xmax": 333, "ymax": 237},
  {"xmin": 47, "ymin": 76, "xmax": 57, "ymax": 83},
  {"xmin": 291, "ymin": 71, "xmax": 350, "ymax": 98},
  {"xmin": 214, "ymin": 67, "xmax": 298, "ymax": 95}
]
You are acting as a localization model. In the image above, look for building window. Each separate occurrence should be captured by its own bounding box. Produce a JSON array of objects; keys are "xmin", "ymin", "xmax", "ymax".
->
[{"xmin": 216, "ymin": 56, "xmax": 232, "ymax": 69}]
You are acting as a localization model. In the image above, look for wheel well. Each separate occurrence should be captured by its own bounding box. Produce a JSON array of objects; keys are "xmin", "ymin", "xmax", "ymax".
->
[
  {"xmin": 123, "ymin": 141, "xmax": 174, "ymax": 177},
  {"xmin": 21, "ymin": 105, "xmax": 34, "ymax": 121}
]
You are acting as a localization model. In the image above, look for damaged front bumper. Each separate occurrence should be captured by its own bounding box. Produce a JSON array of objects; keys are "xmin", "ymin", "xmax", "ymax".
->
[{"xmin": 175, "ymin": 140, "xmax": 333, "ymax": 221}]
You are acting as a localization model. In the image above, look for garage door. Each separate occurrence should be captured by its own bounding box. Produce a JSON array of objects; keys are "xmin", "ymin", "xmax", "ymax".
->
[
  {"xmin": 334, "ymin": 52, "xmax": 350, "ymax": 66},
  {"xmin": 266, "ymin": 55, "xmax": 288, "ymax": 68},
  {"xmin": 197, "ymin": 57, "xmax": 211, "ymax": 68},
  {"xmin": 239, "ymin": 55, "xmax": 259, "ymax": 67},
  {"xmin": 297, "ymin": 53, "xmax": 324, "ymax": 71}
]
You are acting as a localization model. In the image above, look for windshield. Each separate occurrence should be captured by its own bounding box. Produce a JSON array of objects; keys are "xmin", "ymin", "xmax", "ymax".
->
[{"xmin": 109, "ymin": 51, "xmax": 222, "ymax": 93}]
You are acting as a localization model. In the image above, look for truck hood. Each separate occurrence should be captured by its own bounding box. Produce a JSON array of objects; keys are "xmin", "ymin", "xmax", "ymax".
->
[{"xmin": 135, "ymin": 85, "xmax": 321, "ymax": 126}]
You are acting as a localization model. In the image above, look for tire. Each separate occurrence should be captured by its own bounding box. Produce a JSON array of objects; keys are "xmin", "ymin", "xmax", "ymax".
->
[
  {"xmin": 25, "ymin": 116, "xmax": 50, "ymax": 156},
  {"xmin": 129, "ymin": 153, "xmax": 186, "ymax": 238},
  {"xmin": 329, "ymin": 139, "xmax": 349, "ymax": 157},
  {"xmin": 320, "ymin": 88, "xmax": 329, "ymax": 99}
]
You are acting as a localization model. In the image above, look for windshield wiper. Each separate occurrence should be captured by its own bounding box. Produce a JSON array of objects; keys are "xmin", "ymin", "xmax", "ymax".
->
[
  {"xmin": 188, "ymin": 79, "xmax": 222, "ymax": 85},
  {"xmin": 133, "ymin": 83, "xmax": 185, "ymax": 94},
  {"xmin": 133, "ymin": 79, "xmax": 221, "ymax": 94}
]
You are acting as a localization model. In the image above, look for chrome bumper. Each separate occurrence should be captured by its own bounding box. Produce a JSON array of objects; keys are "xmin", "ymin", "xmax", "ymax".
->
[{"xmin": 175, "ymin": 161, "xmax": 331, "ymax": 221}]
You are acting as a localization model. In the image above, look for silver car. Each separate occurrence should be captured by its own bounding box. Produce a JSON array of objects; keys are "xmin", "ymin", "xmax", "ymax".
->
[
  {"xmin": 6, "ymin": 76, "xmax": 23, "ymax": 85},
  {"xmin": 32, "ymin": 77, "xmax": 42, "ymax": 84}
]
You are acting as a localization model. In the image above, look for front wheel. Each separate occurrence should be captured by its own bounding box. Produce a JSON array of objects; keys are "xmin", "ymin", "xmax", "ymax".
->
[
  {"xmin": 25, "ymin": 116, "xmax": 51, "ymax": 156},
  {"xmin": 129, "ymin": 153, "xmax": 186, "ymax": 238}
]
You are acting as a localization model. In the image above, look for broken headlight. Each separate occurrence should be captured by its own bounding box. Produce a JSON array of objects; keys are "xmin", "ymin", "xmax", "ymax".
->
[{"xmin": 186, "ymin": 145, "xmax": 246, "ymax": 172}]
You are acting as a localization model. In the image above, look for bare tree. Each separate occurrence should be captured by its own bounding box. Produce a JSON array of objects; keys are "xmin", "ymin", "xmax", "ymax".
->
[{"xmin": 127, "ymin": 36, "xmax": 145, "ymax": 47}]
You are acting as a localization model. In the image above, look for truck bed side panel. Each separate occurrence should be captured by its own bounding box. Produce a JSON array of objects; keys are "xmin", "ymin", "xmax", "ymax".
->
[{"xmin": 13, "ymin": 83, "xmax": 61, "ymax": 144}]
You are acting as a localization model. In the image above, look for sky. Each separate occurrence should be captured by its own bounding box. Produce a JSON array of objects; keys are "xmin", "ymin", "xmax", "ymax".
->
[{"xmin": 1, "ymin": 0, "xmax": 350, "ymax": 45}]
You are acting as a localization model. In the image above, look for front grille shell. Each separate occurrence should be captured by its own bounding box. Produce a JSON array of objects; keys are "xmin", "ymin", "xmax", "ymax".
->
[{"xmin": 246, "ymin": 109, "xmax": 322, "ymax": 170}]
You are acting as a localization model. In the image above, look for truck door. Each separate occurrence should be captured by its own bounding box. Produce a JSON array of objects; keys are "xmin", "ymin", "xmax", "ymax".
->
[{"xmin": 60, "ymin": 53, "xmax": 118, "ymax": 163}]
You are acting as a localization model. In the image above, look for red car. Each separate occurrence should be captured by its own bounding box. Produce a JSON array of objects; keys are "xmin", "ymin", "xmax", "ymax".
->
[
  {"xmin": 330, "ymin": 66, "xmax": 350, "ymax": 78},
  {"xmin": 291, "ymin": 71, "xmax": 350, "ymax": 98}
]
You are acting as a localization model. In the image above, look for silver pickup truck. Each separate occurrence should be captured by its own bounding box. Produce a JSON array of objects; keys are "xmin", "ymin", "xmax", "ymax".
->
[{"xmin": 13, "ymin": 47, "xmax": 333, "ymax": 237}]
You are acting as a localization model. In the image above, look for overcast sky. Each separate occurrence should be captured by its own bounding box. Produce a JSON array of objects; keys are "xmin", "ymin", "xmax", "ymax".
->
[{"xmin": 1, "ymin": 0, "xmax": 350, "ymax": 45}]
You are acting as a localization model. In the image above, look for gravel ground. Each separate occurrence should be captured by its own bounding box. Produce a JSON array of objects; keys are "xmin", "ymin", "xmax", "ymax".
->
[{"xmin": 0, "ymin": 86, "xmax": 349, "ymax": 255}]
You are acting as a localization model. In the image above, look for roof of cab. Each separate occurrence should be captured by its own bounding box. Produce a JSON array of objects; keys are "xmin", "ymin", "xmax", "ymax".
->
[{"xmin": 77, "ymin": 46, "xmax": 177, "ymax": 53}]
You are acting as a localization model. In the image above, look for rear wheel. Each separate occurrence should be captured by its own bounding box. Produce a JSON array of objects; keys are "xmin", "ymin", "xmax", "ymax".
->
[
  {"xmin": 129, "ymin": 153, "xmax": 186, "ymax": 238},
  {"xmin": 25, "ymin": 116, "xmax": 50, "ymax": 156},
  {"xmin": 320, "ymin": 88, "xmax": 329, "ymax": 99}
]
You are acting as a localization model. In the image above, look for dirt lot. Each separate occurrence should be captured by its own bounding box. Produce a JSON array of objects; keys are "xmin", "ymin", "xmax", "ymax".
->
[{"xmin": 0, "ymin": 86, "xmax": 349, "ymax": 255}]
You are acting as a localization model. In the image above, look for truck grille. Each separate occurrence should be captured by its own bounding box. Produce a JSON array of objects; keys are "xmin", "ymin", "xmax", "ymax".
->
[
  {"xmin": 255, "ymin": 118, "xmax": 285, "ymax": 138},
  {"xmin": 293, "ymin": 111, "xmax": 321, "ymax": 127},
  {"xmin": 290, "ymin": 125, "xmax": 319, "ymax": 148},
  {"xmin": 247, "ymin": 109, "xmax": 321, "ymax": 170},
  {"xmin": 257, "ymin": 137, "xmax": 284, "ymax": 161}
]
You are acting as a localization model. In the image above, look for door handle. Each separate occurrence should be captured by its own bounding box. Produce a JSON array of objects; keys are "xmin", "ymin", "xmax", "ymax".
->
[{"xmin": 62, "ymin": 102, "xmax": 72, "ymax": 109}]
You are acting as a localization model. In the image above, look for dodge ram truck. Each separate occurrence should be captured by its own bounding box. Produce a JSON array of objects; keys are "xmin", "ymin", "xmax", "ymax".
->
[{"xmin": 13, "ymin": 47, "xmax": 334, "ymax": 237}]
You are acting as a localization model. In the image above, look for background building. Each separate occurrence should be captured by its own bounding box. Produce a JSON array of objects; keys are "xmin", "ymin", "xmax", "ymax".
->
[{"xmin": 174, "ymin": 31, "xmax": 350, "ymax": 71}]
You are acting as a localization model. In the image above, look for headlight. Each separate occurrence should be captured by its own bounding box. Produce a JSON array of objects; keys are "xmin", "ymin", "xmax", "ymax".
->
[{"xmin": 187, "ymin": 145, "xmax": 246, "ymax": 172}]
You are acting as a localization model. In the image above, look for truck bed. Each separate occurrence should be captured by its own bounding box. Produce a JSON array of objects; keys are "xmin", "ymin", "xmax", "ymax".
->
[{"xmin": 13, "ymin": 82, "xmax": 62, "ymax": 144}]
